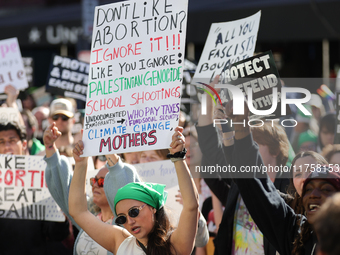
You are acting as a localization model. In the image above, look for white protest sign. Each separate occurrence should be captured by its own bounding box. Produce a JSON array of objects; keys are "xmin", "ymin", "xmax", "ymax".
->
[
  {"xmin": 0, "ymin": 107, "xmax": 21, "ymax": 124},
  {"xmin": 82, "ymin": 0, "xmax": 188, "ymax": 157},
  {"xmin": 193, "ymin": 11, "xmax": 261, "ymax": 84},
  {"xmin": 133, "ymin": 160, "xmax": 181, "ymax": 224},
  {"xmin": 0, "ymin": 155, "xmax": 65, "ymax": 222},
  {"xmin": 0, "ymin": 38, "xmax": 29, "ymax": 93}
]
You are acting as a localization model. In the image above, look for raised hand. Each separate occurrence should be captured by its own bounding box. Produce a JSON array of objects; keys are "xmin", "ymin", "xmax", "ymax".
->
[
  {"xmin": 73, "ymin": 140, "xmax": 87, "ymax": 164},
  {"xmin": 4, "ymin": 85, "xmax": 19, "ymax": 108},
  {"xmin": 43, "ymin": 122, "xmax": 61, "ymax": 148},
  {"xmin": 169, "ymin": 126, "xmax": 185, "ymax": 155}
]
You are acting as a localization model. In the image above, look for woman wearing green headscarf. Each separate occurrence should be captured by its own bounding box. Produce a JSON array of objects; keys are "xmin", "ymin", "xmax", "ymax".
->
[{"xmin": 69, "ymin": 126, "xmax": 199, "ymax": 255}]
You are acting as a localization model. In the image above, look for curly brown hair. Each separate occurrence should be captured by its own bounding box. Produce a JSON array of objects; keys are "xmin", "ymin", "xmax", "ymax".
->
[
  {"xmin": 290, "ymin": 151, "xmax": 328, "ymax": 255},
  {"xmin": 291, "ymin": 219, "xmax": 312, "ymax": 255}
]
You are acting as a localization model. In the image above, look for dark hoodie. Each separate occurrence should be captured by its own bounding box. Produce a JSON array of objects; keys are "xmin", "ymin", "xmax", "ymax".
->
[
  {"xmin": 196, "ymin": 124, "xmax": 290, "ymax": 255},
  {"xmin": 231, "ymin": 134, "xmax": 340, "ymax": 255}
]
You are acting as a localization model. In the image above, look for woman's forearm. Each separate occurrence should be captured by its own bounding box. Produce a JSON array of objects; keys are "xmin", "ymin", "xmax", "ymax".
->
[
  {"xmin": 174, "ymin": 160, "xmax": 199, "ymax": 211},
  {"xmin": 69, "ymin": 161, "xmax": 88, "ymax": 219}
]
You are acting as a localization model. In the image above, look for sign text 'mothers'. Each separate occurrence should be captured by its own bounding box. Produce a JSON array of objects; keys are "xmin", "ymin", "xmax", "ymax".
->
[{"xmin": 86, "ymin": 103, "xmax": 180, "ymax": 152}]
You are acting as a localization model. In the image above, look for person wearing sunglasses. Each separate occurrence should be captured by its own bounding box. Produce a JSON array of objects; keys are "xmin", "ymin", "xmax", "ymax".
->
[
  {"xmin": 48, "ymin": 98, "xmax": 76, "ymax": 149},
  {"xmin": 69, "ymin": 126, "xmax": 199, "ymax": 255},
  {"xmin": 44, "ymin": 123, "xmax": 140, "ymax": 255}
]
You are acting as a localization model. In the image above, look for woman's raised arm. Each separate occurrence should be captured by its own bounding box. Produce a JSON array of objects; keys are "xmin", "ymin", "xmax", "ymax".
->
[
  {"xmin": 68, "ymin": 140, "xmax": 129, "ymax": 254},
  {"xmin": 169, "ymin": 127, "xmax": 200, "ymax": 255}
]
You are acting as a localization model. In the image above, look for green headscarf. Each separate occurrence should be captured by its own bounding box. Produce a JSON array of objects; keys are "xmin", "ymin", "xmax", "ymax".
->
[{"xmin": 114, "ymin": 182, "xmax": 167, "ymax": 214}]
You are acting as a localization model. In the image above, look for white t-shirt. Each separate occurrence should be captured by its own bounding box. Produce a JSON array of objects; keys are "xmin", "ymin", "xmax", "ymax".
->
[
  {"xmin": 117, "ymin": 235, "xmax": 145, "ymax": 255},
  {"xmin": 76, "ymin": 213, "xmax": 113, "ymax": 255}
]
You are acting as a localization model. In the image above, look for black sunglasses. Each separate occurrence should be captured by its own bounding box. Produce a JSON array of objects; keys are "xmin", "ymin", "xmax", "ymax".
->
[
  {"xmin": 115, "ymin": 204, "xmax": 146, "ymax": 225},
  {"xmin": 52, "ymin": 114, "xmax": 70, "ymax": 121}
]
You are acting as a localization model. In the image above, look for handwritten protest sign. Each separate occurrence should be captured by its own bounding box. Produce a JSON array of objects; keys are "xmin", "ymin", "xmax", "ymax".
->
[
  {"xmin": 220, "ymin": 51, "xmax": 290, "ymax": 118},
  {"xmin": 193, "ymin": 11, "xmax": 261, "ymax": 84},
  {"xmin": 0, "ymin": 155, "xmax": 65, "ymax": 221},
  {"xmin": 46, "ymin": 55, "xmax": 89, "ymax": 101},
  {"xmin": 0, "ymin": 38, "xmax": 28, "ymax": 93},
  {"xmin": 134, "ymin": 160, "xmax": 181, "ymax": 224},
  {"xmin": 0, "ymin": 107, "xmax": 21, "ymax": 124},
  {"xmin": 82, "ymin": 0, "xmax": 188, "ymax": 157}
]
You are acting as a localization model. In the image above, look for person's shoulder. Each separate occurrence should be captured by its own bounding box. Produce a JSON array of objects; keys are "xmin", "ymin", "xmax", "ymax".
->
[
  {"xmin": 116, "ymin": 235, "xmax": 144, "ymax": 255},
  {"xmin": 121, "ymin": 160, "xmax": 138, "ymax": 173},
  {"xmin": 123, "ymin": 161, "xmax": 136, "ymax": 170}
]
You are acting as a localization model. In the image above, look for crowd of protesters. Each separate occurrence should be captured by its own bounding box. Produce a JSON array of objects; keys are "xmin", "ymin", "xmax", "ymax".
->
[{"xmin": 1, "ymin": 56, "xmax": 340, "ymax": 255}]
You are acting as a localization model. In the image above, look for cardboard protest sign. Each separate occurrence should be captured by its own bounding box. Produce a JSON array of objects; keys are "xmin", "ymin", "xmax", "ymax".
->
[
  {"xmin": 193, "ymin": 11, "xmax": 261, "ymax": 84},
  {"xmin": 219, "ymin": 51, "xmax": 290, "ymax": 119},
  {"xmin": 0, "ymin": 155, "xmax": 65, "ymax": 222},
  {"xmin": 82, "ymin": 0, "xmax": 188, "ymax": 156},
  {"xmin": 46, "ymin": 55, "xmax": 89, "ymax": 101},
  {"xmin": 0, "ymin": 107, "xmax": 21, "ymax": 124},
  {"xmin": 0, "ymin": 38, "xmax": 29, "ymax": 93},
  {"xmin": 133, "ymin": 160, "xmax": 181, "ymax": 224}
]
